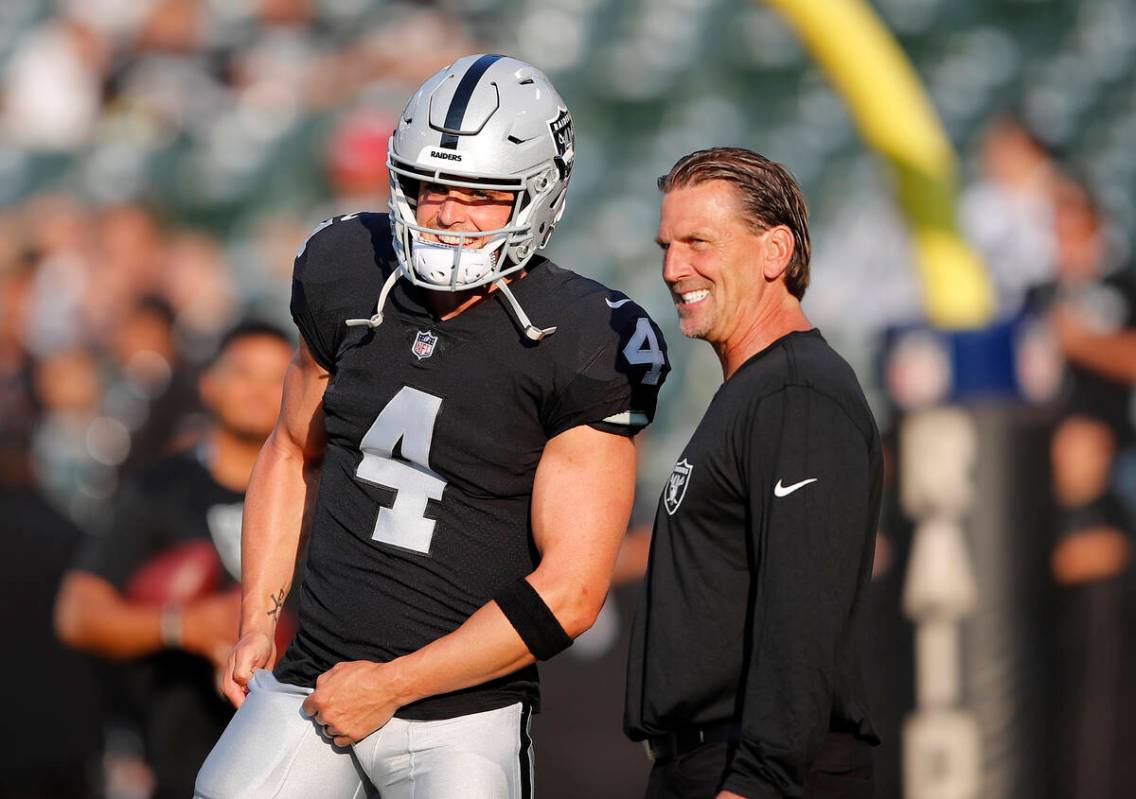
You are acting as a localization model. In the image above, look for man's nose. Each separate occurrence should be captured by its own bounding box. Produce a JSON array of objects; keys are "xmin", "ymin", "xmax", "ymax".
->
[
  {"xmin": 661, "ymin": 248, "xmax": 689, "ymax": 285},
  {"xmin": 437, "ymin": 191, "xmax": 466, "ymax": 228}
]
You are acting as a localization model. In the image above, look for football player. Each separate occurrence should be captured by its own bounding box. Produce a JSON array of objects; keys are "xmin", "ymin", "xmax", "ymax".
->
[{"xmin": 195, "ymin": 54, "xmax": 669, "ymax": 799}]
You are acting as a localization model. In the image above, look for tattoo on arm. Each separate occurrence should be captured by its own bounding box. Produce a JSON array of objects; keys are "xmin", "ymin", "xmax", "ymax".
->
[{"xmin": 267, "ymin": 587, "xmax": 286, "ymax": 620}]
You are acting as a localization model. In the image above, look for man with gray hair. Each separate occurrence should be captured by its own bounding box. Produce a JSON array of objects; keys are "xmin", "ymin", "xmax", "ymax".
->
[{"xmin": 625, "ymin": 147, "xmax": 881, "ymax": 798}]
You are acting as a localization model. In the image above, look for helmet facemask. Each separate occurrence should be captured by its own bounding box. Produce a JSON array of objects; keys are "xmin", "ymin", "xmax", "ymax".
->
[{"xmin": 387, "ymin": 160, "xmax": 567, "ymax": 293}]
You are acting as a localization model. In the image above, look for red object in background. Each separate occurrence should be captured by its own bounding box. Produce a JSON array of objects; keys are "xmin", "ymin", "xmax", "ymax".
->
[
  {"xmin": 327, "ymin": 110, "xmax": 395, "ymax": 194},
  {"xmin": 274, "ymin": 612, "xmax": 297, "ymax": 655},
  {"xmin": 125, "ymin": 539, "xmax": 223, "ymax": 605},
  {"xmin": 124, "ymin": 538, "xmax": 298, "ymax": 658}
]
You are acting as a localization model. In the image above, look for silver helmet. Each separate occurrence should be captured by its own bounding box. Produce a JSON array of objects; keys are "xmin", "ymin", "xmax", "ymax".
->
[
  {"xmin": 389, "ymin": 53, "xmax": 574, "ymax": 289},
  {"xmin": 347, "ymin": 54, "xmax": 574, "ymax": 339}
]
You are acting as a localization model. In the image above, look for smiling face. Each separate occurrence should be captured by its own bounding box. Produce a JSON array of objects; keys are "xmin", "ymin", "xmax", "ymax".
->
[
  {"xmin": 415, "ymin": 182, "xmax": 516, "ymax": 250},
  {"xmin": 658, "ymin": 180, "xmax": 786, "ymax": 346}
]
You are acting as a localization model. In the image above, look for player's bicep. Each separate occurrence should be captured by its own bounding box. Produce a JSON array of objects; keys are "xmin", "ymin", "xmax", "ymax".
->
[
  {"xmin": 528, "ymin": 425, "xmax": 636, "ymax": 627},
  {"xmin": 272, "ymin": 340, "xmax": 329, "ymax": 463}
]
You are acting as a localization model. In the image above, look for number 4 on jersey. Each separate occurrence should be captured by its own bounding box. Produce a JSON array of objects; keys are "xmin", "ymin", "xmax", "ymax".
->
[
  {"xmin": 623, "ymin": 317, "xmax": 665, "ymax": 385},
  {"xmin": 355, "ymin": 387, "xmax": 447, "ymax": 555}
]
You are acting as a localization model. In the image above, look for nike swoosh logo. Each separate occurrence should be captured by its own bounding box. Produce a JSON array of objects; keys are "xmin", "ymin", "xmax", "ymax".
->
[
  {"xmin": 605, "ymin": 297, "xmax": 631, "ymax": 309},
  {"xmin": 774, "ymin": 478, "xmax": 817, "ymax": 497}
]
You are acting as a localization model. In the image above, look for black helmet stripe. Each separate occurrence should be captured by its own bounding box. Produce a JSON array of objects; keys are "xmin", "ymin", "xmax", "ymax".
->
[{"xmin": 438, "ymin": 54, "xmax": 504, "ymax": 149}]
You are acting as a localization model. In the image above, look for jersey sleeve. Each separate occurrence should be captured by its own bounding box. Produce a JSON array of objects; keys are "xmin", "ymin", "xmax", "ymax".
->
[
  {"xmin": 73, "ymin": 478, "xmax": 165, "ymax": 590},
  {"xmin": 289, "ymin": 217, "xmax": 355, "ymax": 372},
  {"xmin": 544, "ymin": 303, "xmax": 670, "ymax": 438},
  {"xmin": 723, "ymin": 387, "xmax": 880, "ymax": 798}
]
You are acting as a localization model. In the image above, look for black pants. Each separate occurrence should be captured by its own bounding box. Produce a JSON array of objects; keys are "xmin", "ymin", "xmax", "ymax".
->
[
  {"xmin": 1053, "ymin": 576, "xmax": 1131, "ymax": 799},
  {"xmin": 645, "ymin": 733, "xmax": 874, "ymax": 799}
]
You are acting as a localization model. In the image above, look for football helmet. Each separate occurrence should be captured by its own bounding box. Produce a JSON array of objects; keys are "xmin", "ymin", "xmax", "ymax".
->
[{"xmin": 348, "ymin": 54, "xmax": 574, "ymax": 339}]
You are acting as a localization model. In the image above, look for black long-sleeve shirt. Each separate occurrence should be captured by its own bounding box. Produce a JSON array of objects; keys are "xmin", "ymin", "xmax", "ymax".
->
[{"xmin": 625, "ymin": 329, "xmax": 882, "ymax": 798}]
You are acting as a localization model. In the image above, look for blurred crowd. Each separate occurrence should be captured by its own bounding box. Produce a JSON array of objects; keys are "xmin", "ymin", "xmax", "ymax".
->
[
  {"xmin": 0, "ymin": 1, "xmax": 1134, "ymax": 798},
  {"xmin": 0, "ymin": 0, "xmax": 490, "ymax": 527}
]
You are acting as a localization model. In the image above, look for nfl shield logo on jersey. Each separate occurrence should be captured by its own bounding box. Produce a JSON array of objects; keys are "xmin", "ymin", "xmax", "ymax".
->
[
  {"xmin": 412, "ymin": 330, "xmax": 438, "ymax": 360},
  {"xmin": 664, "ymin": 459, "xmax": 693, "ymax": 516}
]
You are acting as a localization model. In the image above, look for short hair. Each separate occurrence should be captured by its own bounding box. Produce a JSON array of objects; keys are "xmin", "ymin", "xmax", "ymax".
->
[
  {"xmin": 658, "ymin": 147, "xmax": 812, "ymax": 300},
  {"xmin": 211, "ymin": 320, "xmax": 293, "ymax": 365}
]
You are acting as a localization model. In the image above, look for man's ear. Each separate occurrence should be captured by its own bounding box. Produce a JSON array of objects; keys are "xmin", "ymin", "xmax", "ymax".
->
[{"xmin": 760, "ymin": 226, "xmax": 795, "ymax": 281}]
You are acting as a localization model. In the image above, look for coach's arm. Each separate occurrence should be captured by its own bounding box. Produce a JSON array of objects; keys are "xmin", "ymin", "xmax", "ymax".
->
[
  {"xmin": 219, "ymin": 339, "xmax": 328, "ymax": 707},
  {"xmin": 303, "ymin": 423, "xmax": 636, "ymax": 745}
]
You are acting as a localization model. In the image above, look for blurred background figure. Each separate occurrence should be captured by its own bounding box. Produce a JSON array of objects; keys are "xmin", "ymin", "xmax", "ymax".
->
[
  {"xmin": 54, "ymin": 322, "xmax": 293, "ymax": 799},
  {"xmin": 959, "ymin": 116, "xmax": 1060, "ymax": 317},
  {"xmin": 0, "ymin": 254, "xmax": 102, "ymax": 799},
  {"xmin": 1028, "ymin": 175, "xmax": 1136, "ymax": 799}
]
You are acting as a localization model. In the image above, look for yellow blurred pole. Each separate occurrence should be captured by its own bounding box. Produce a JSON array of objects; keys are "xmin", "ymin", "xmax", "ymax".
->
[{"xmin": 762, "ymin": 0, "xmax": 995, "ymax": 329}]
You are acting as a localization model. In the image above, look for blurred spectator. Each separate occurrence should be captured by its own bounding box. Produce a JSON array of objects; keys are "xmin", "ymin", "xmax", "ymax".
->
[
  {"xmin": 960, "ymin": 116, "xmax": 1060, "ymax": 316},
  {"xmin": 31, "ymin": 346, "xmax": 113, "ymax": 526},
  {"xmin": 0, "ymin": 254, "xmax": 40, "ymax": 453},
  {"xmin": 2, "ymin": 9, "xmax": 110, "ymax": 150},
  {"xmin": 0, "ymin": 401, "xmax": 101, "ymax": 799},
  {"xmin": 323, "ymin": 108, "xmax": 395, "ymax": 217},
  {"xmin": 1028, "ymin": 175, "xmax": 1136, "ymax": 799},
  {"xmin": 161, "ymin": 230, "xmax": 238, "ymax": 358},
  {"xmin": 104, "ymin": 295, "xmax": 202, "ymax": 472},
  {"xmin": 21, "ymin": 194, "xmax": 97, "ymax": 357},
  {"xmin": 55, "ymin": 321, "xmax": 293, "ymax": 799}
]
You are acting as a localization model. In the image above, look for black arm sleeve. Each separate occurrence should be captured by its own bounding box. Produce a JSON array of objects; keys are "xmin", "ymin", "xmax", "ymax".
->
[{"xmin": 722, "ymin": 387, "xmax": 877, "ymax": 798}]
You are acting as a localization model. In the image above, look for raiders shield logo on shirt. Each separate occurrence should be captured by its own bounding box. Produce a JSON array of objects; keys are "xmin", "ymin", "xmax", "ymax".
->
[
  {"xmin": 664, "ymin": 459, "xmax": 693, "ymax": 516},
  {"xmin": 412, "ymin": 330, "xmax": 439, "ymax": 360}
]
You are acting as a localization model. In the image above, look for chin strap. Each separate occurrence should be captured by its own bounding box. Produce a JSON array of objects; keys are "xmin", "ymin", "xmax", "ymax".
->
[
  {"xmin": 345, "ymin": 267, "xmax": 403, "ymax": 328},
  {"xmin": 494, "ymin": 279, "xmax": 557, "ymax": 340},
  {"xmin": 343, "ymin": 266, "xmax": 556, "ymax": 341}
]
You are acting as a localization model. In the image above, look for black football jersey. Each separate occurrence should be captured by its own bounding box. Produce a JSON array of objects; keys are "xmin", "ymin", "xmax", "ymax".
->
[{"xmin": 274, "ymin": 213, "xmax": 669, "ymax": 719}]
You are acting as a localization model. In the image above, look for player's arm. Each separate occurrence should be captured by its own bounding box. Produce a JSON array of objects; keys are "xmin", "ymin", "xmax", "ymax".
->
[
  {"xmin": 55, "ymin": 572, "xmax": 239, "ymax": 663},
  {"xmin": 1053, "ymin": 304, "xmax": 1136, "ymax": 383},
  {"xmin": 221, "ymin": 338, "xmax": 328, "ymax": 706},
  {"xmin": 55, "ymin": 488, "xmax": 240, "ymax": 665},
  {"xmin": 303, "ymin": 423, "xmax": 636, "ymax": 745},
  {"xmin": 721, "ymin": 390, "xmax": 877, "ymax": 799}
]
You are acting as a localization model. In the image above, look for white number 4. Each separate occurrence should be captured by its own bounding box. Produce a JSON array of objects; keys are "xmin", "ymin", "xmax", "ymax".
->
[
  {"xmin": 623, "ymin": 318, "xmax": 665, "ymax": 385},
  {"xmin": 355, "ymin": 387, "xmax": 447, "ymax": 555}
]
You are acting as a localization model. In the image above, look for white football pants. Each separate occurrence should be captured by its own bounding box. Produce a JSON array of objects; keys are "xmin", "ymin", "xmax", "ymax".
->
[{"xmin": 194, "ymin": 670, "xmax": 535, "ymax": 799}]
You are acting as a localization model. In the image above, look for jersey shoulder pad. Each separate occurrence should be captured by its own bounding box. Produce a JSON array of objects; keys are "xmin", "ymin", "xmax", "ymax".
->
[
  {"xmin": 291, "ymin": 212, "xmax": 393, "ymax": 370},
  {"xmin": 567, "ymin": 279, "xmax": 670, "ymax": 391},
  {"xmin": 541, "ymin": 271, "xmax": 670, "ymax": 434},
  {"xmin": 293, "ymin": 212, "xmax": 393, "ymax": 288}
]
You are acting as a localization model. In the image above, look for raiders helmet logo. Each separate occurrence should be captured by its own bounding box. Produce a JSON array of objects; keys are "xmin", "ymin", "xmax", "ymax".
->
[
  {"xmin": 664, "ymin": 459, "xmax": 693, "ymax": 516},
  {"xmin": 412, "ymin": 330, "xmax": 439, "ymax": 360},
  {"xmin": 548, "ymin": 107, "xmax": 574, "ymax": 179}
]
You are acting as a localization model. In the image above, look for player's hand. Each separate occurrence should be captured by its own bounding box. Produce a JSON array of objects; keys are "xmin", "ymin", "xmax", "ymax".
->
[
  {"xmin": 715, "ymin": 792, "xmax": 748, "ymax": 799},
  {"xmin": 1050, "ymin": 303, "xmax": 1091, "ymax": 356},
  {"xmin": 303, "ymin": 661, "xmax": 399, "ymax": 747},
  {"xmin": 181, "ymin": 590, "xmax": 242, "ymax": 667},
  {"xmin": 220, "ymin": 629, "xmax": 275, "ymax": 708}
]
